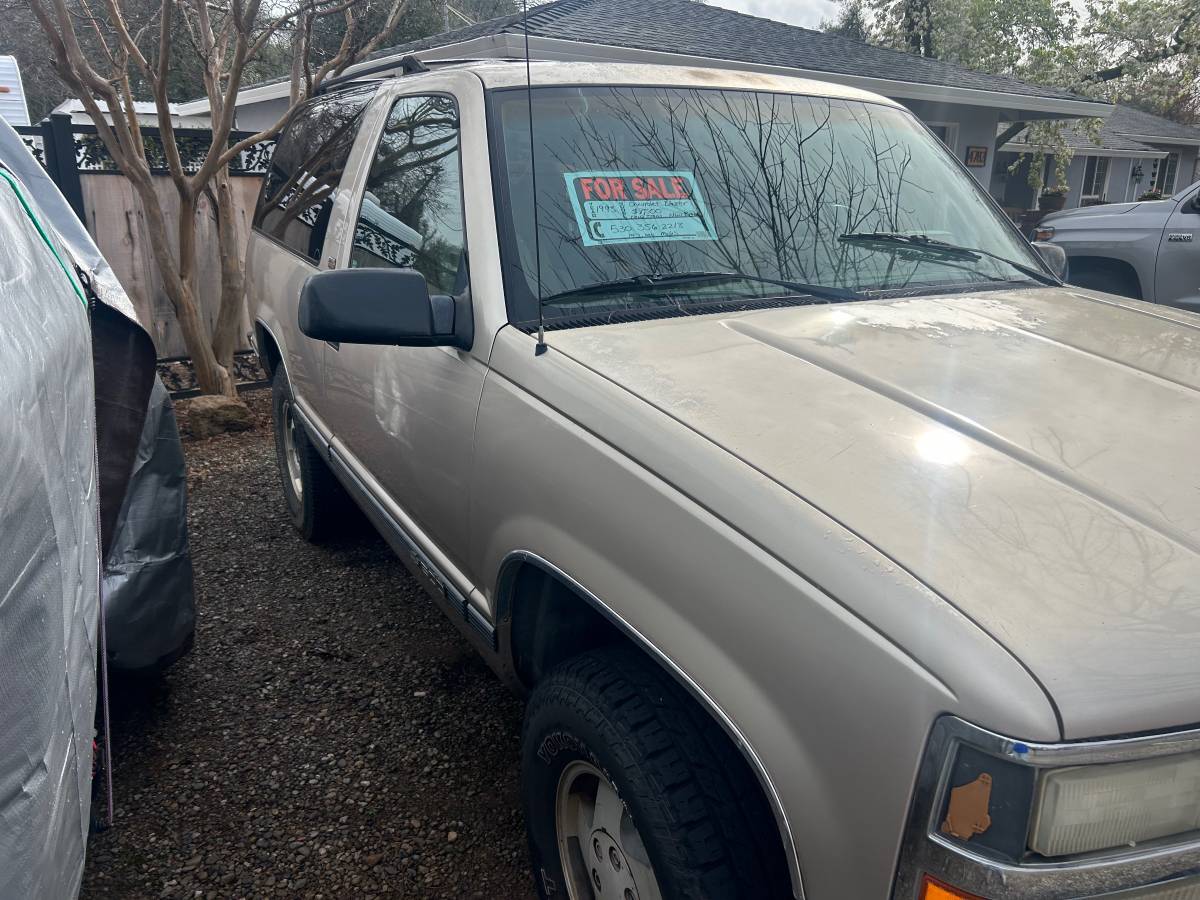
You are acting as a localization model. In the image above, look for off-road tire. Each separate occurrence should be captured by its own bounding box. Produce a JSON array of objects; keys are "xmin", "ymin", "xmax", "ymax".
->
[
  {"xmin": 271, "ymin": 367, "xmax": 352, "ymax": 542},
  {"xmin": 522, "ymin": 645, "xmax": 791, "ymax": 900}
]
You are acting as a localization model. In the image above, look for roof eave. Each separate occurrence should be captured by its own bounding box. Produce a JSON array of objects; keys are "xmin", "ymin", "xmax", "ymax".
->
[
  {"xmin": 519, "ymin": 35, "xmax": 1112, "ymax": 117},
  {"xmin": 1000, "ymin": 141, "xmax": 1167, "ymax": 159},
  {"xmin": 174, "ymin": 33, "xmax": 516, "ymax": 115},
  {"xmin": 179, "ymin": 32, "xmax": 1113, "ymax": 120},
  {"xmin": 1111, "ymin": 131, "xmax": 1200, "ymax": 147}
]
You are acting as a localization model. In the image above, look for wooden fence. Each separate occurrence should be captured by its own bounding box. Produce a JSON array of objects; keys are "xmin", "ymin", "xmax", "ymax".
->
[{"xmin": 17, "ymin": 116, "xmax": 273, "ymax": 358}]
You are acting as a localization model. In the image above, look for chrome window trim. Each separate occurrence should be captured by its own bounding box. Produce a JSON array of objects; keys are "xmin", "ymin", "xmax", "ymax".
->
[{"xmin": 893, "ymin": 716, "xmax": 1200, "ymax": 899}]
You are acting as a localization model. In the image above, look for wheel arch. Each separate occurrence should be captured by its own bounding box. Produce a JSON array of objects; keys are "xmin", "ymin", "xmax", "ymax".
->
[
  {"xmin": 494, "ymin": 550, "xmax": 805, "ymax": 900},
  {"xmin": 253, "ymin": 318, "xmax": 285, "ymax": 379},
  {"xmin": 1066, "ymin": 254, "xmax": 1144, "ymax": 299}
]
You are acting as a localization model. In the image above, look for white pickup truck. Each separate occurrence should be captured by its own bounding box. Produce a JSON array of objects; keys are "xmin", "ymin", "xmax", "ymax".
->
[{"xmin": 1037, "ymin": 180, "xmax": 1199, "ymax": 310}]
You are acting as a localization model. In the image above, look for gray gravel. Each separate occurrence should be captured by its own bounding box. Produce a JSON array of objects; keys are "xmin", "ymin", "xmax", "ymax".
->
[{"xmin": 82, "ymin": 389, "xmax": 537, "ymax": 900}]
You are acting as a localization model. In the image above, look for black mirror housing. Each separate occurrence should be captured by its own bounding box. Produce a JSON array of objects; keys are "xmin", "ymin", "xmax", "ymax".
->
[
  {"xmin": 298, "ymin": 268, "xmax": 471, "ymax": 349},
  {"xmin": 297, "ymin": 267, "xmax": 470, "ymax": 348}
]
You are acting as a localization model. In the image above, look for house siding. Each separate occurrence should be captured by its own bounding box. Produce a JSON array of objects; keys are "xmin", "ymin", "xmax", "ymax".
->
[
  {"xmin": 235, "ymin": 97, "xmax": 290, "ymax": 133},
  {"xmin": 898, "ymin": 100, "xmax": 1000, "ymax": 188},
  {"xmin": 1060, "ymin": 154, "xmax": 1137, "ymax": 207},
  {"xmin": 1169, "ymin": 146, "xmax": 1199, "ymax": 192},
  {"xmin": 1057, "ymin": 145, "xmax": 1198, "ymax": 209}
]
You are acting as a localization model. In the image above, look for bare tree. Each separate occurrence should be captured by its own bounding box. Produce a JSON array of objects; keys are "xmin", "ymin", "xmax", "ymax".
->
[{"xmin": 29, "ymin": 0, "xmax": 412, "ymax": 396}]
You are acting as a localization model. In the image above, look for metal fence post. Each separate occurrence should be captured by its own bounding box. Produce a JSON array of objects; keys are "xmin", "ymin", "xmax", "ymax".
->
[{"xmin": 41, "ymin": 113, "xmax": 85, "ymax": 223}]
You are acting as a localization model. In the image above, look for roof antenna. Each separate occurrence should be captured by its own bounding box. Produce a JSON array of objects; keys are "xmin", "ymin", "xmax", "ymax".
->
[{"xmin": 523, "ymin": 0, "xmax": 547, "ymax": 355}]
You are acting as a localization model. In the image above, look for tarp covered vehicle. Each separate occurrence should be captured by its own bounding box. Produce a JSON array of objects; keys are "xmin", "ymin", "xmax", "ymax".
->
[{"xmin": 0, "ymin": 118, "xmax": 195, "ymax": 898}]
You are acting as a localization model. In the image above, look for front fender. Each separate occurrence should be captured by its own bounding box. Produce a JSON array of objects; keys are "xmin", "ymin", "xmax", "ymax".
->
[{"xmin": 468, "ymin": 330, "xmax": 1059, "ymax": 900}]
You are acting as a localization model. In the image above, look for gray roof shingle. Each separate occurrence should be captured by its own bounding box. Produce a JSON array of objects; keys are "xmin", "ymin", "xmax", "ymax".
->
[
  {"xmin": 253, "ymin": 0, "xmax": 1098, "ymax": 103},
  {"xmin": 1008, "ymin": 104, "xmax": 1200, "ymax": 153},
  {"xmin": 1103, "ymin": 104, "xmax": 1200, "ymax": 143}
]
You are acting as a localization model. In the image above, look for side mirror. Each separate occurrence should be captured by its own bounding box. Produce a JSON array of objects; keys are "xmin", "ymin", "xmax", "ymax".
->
[
  {"xmin": 1031, "ymin": 241, "xmax": 1068, "ymax": 280},
  {"xmin": 298, "ymin": 268, "xmax": 470, "ymax": 349}
]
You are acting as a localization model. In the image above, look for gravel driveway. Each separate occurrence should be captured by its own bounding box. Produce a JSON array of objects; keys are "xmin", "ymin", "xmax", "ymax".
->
[{"xmin": 82, "ymin": 390, "xmax": 538, "ymax": 900}]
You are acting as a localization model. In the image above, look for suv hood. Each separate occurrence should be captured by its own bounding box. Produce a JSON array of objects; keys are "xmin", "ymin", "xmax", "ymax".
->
[{"xmin": 549, "ymin": 289, "xmax": 1200, "ymax": 738}]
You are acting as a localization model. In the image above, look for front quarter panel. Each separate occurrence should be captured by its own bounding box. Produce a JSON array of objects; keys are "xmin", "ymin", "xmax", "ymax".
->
[
  {"xmin": 1047, "ymin": 204, "xmax": 1170, "ymax": 299},
  {"xmin": 470, "ymin": 326, "xmax": 1060, "ymax": 900}
]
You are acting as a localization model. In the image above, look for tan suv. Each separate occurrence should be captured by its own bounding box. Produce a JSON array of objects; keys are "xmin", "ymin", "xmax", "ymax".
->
[{"xmin": 247, "ymin": 61, "xmax": 1200, "ymax": 900}]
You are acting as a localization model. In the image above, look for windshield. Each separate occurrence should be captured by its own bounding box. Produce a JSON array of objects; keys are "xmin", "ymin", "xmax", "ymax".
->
[{"xmin": 488, "ymin": 85, "xmax": 1045, "ymax": 327}]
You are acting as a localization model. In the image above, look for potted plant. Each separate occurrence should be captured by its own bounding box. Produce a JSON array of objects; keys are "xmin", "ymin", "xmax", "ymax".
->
[
  {"xmin": 1039, "ymin": 185, "xmax": 1069, "ymax": 212},
  {"xmin": 1137, "ymin": 188, "xmax": 1165, "ymax": 201}
]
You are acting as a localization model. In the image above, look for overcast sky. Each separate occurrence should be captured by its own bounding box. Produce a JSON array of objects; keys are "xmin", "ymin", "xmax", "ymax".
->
[{"xmin": 705, "ymin": 0, "xmax": 839, "ymax": 29}]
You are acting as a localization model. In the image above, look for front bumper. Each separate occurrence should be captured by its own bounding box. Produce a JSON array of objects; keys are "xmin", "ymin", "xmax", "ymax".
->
[{"xmin": 892, "ymin": 717, "xmax": 1200, "ymax": 899}]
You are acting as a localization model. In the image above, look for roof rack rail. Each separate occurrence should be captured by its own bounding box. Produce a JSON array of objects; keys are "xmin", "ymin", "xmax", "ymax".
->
[
  {"xmin": 316, "ymin": 54, "xmax": 512, "ymax": 95},
  {"xmin": 316, "ymin": 54, "xmax": 428, "ymax": 95}
]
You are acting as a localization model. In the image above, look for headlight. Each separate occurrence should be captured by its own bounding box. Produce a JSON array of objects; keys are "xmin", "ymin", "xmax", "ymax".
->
[
  {"xmin": 1029, "ymin": 752, "xmax": 1200, "ymax": 857},
  {"xmin": 896, "ymin": 718, "xmax": 1200, "ymax": 900}
]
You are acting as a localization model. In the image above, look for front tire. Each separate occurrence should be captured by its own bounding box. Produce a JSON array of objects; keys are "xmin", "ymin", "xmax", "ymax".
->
[
  {"xmin": 271, "ymin": 367, "xmax": 352, "ymax": 542},
  {"xmin": 522, "ymin": 647, "xmax": 790, "ymax": 900}
]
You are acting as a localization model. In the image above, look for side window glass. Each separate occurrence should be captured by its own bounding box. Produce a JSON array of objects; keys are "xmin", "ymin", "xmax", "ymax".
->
[
  {"xmin": 350, "ymin": 95, "xmax": 466, "ymax": 296},
  {"xmin": 253, "ymin": 86, "xmax": 374, "ymax": 262}
]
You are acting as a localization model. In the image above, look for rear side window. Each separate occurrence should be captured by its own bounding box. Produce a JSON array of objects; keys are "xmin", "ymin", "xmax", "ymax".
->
[
  {"xmin": 349, "ymin": 94, "xmax": 467, "ymax": 297},
  {"xmin": 253, "ymin": 86, "xmax": 375, "ymax": 262}
]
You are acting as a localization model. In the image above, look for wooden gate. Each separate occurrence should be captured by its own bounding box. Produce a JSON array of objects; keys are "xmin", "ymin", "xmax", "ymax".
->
[{"xmin": 17, "ymin": 116, "xmax": 272, "ymax": 358}]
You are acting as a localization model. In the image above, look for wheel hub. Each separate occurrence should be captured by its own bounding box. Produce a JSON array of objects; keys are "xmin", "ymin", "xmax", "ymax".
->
[
  {"xmin": 554, "ymin": 760, "xmax": 662, "ymax": 900},
  {"xmin": 588, "ymin": 829, "xmax": 639, "ymax": 900},
  {"xmin": 281, "ymin": 399, "xmax": 304, "ymax": 501}
]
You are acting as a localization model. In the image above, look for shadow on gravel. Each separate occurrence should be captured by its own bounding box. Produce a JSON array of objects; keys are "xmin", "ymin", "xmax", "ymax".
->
[{"xmin": 83, "ymin": 390, "xmax": 537, "ymax": 900}]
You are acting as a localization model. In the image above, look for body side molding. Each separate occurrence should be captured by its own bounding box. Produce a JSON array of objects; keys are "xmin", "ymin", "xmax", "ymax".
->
[{"xmin": 289, "ymin": 401, "xmax": 498, "ymax": 653}]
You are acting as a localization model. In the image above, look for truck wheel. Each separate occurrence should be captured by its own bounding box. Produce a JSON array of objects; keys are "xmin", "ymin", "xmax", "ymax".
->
[
  {"xmin": 522, "ymin": 647, "xmax": 790, "ymax": 900},
  {"xmin": 271, "ymin": 367, "xmax": 350, "ymax": 542}
]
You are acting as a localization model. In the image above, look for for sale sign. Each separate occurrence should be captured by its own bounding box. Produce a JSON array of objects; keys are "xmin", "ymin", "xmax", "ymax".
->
[{"xmin": 563, "ymin": 170, "xmax": 717, "ymax": 247}]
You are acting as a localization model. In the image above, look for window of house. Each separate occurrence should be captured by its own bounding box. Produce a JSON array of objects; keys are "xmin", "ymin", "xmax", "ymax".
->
[
  {"xmin": 1153, "ymin": 152, "xmax": 1180, "ymax": 194},
  {"xmin": 349, "ymin": 94, "xmax": 467, "ymax": 298},
  {"xmin": 252, "ymin": 85, "xmax": 376, "ymax": 262},
  {"xmin": 1081, "ymin": 156, "xmax": 1110, "ymax": 201},
  {"xmin": 927, "ymin": 122, "xmax": 958, "ymax": 150}
]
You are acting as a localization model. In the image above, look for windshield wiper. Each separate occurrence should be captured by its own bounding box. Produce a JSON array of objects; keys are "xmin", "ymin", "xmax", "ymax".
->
[
  {"xmin": 838, "ymin": 232, "xmax": 1061, "ymax": 286},
  {"xmin": 541, "ymin": 270, "xmax": 863, "ymax": 305}
]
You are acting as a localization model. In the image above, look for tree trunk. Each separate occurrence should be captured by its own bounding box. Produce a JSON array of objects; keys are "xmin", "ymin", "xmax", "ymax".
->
[
  {"xmin": 131, "ymin": 176, "xmax": 235, "ymax": 397},
  {"xmin": 210, "ymin": 168, "xmax": 247, "ymax": 370},
  {"xmin": 178, "ymin": 190, "xmax": 236, "ymax": 397},
  {"xmin": 177, "ymin": 278, "xmax": 234, "ymax": 396}
]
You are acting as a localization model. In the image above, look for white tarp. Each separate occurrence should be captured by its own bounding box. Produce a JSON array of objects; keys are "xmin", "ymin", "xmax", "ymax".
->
[{"xmin": 0, "ymin": 166, "xmax": 99, "ymax": 899}]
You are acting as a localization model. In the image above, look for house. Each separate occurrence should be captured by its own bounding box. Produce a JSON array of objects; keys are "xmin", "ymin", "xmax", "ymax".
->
[
  {"xmin": 50, "ymin": 99, "xmax": 212, "ymax": 129},
  {"xmin": 995, "ymin": 105, "xmax": 1200, "ymax": 211},
  {"xmin": 177, "ymin": 0, "xmax": 1110, "ymax": 196}
]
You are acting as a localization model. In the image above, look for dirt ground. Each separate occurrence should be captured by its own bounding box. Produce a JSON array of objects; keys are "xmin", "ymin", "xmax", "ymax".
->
[{"xmin": 81, "ymin": 389, "xmax": 538, "ymax": 900}]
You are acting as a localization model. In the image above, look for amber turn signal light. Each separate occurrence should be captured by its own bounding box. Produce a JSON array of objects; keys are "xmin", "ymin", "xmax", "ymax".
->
[{"xmin": 920, "ymin": 874, "xmax": 984, "ymax": 899}]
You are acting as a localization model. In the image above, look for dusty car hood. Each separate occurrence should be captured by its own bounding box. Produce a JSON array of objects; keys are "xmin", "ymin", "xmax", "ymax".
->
[{"xmin": 549, "ymin": 289, "xmax": 1200, "ymax": 739}]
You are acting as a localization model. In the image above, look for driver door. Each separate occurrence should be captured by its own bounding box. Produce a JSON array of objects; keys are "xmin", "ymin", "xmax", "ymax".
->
[
  {"xmin": 320, "ymin": 89, "xmax": 486, "ymax": 583},
  {"xmin": 1155, "ymin": 185, "xmax": 1200, "ymax": 311}
]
